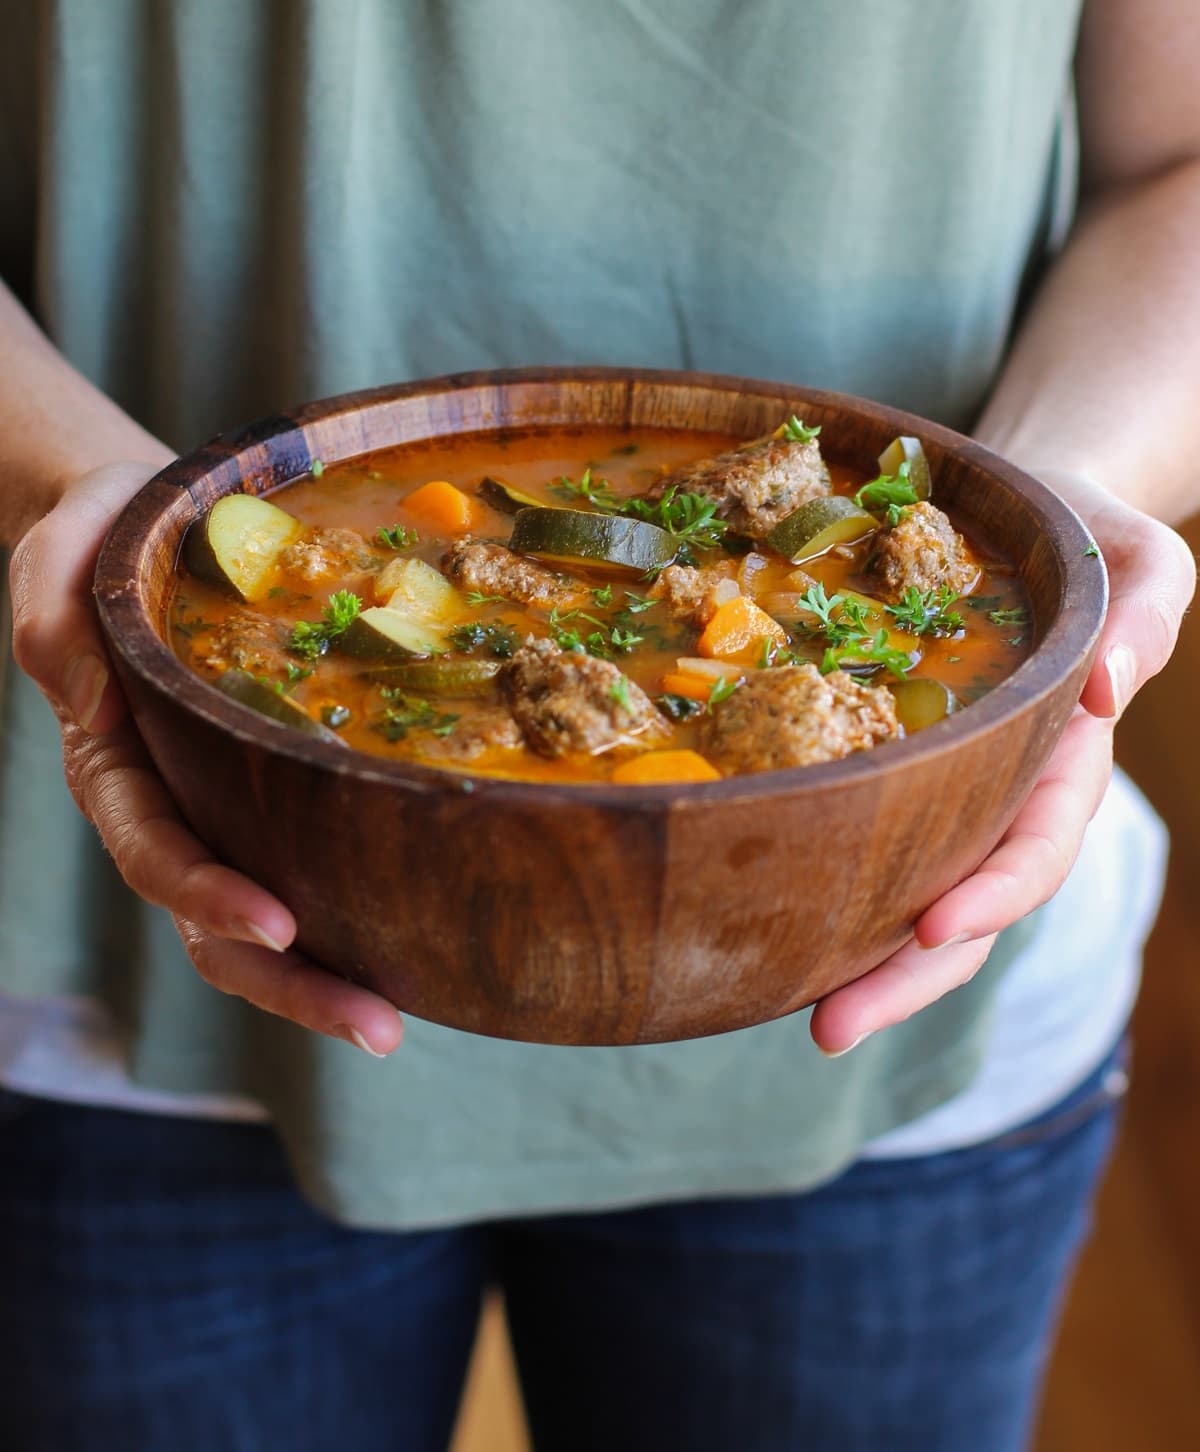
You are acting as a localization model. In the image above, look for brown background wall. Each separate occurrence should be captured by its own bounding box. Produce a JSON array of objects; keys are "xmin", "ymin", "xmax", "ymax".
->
[{"xmin": 451, "ymin": 515, "xmax": 1200, "ymax": 1451}]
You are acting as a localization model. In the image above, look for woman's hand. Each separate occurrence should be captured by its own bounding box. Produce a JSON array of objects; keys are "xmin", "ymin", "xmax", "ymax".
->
[
  {"xmin": 8, "ymin": 463, "xmax": 404, "ymax": 1056},
  {"xmin": 809, "ymin": 471, "xmax": 1196, "ymax": 1055}
]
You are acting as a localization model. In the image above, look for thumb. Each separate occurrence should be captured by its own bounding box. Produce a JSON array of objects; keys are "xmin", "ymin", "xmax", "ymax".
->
[{"xmin": 9, "ymin": 461, "xmax": 169, "ymax": 733}]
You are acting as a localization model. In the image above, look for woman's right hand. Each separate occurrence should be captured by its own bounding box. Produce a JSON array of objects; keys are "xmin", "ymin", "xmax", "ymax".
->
[{"xmin": 8, "ymin": 462, "xmax": 404, "ymax": 1056}]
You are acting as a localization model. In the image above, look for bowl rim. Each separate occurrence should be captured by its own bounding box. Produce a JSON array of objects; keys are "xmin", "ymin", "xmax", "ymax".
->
[{"xmin": 95, "ymin": 366, "xmax": 1107, "ymax": 810}]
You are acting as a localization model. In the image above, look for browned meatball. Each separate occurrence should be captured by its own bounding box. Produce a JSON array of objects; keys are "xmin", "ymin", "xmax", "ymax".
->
[
  {"xmin": 442, "ymin": 538, "xmax": 585, "ymax": 611},
  {"xmin": 201, "ymin": 610, "xmax": 292, "ymax": 676},
  {"xmin": 414, "ymin": 706, "xmax": 523, "ymax": 762},
  {"xmin": 867, "ymin": 502, "xmax": 979, "ymax": 603},
  {"xmin": 648, "ymin": 562, "xmax": 739, "ymax": 628},
  {"xmin": 646, "ymin": 432, "xmax": 830, "ymax": 539},
  {"xmin": 278, "ymin": 526, "xmax": 375, "ymax": 582},
  {"xmin": 499, "ymin": 638, "xmax": 669, "ymax": 758},
  {"xmin": 701, "ymin": 663, "xmax": 900, "ymax": 774}
]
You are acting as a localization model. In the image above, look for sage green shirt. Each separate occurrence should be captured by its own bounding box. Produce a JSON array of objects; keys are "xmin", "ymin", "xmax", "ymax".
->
[{"xmin": 0, "ymin": 0, "xmax": 1082, "ymax": 1228}]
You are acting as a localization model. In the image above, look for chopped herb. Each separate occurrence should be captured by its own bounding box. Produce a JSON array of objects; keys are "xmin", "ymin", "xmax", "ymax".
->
[
  {"xmin": 623, "ymin": 591, "xmax": 658, "ymax": 613},
  {"xmin": 592, "ymin": 583, "xmax": 614, "ymax": 607},
  {"xmin": 268, "ymin": 586, "xmax": 289, "ymax": 600},
  {"xmin": 609, "ymin": 625, "xmax": 644, "ymax": 653},
  {"xmin": 609, "ymin": 676, "xmax": 633, "ymax": 711},
  {"xmin": 946, "ymin": 655, "xmax": 962, "ymax": 663},
  {"xmin": 886, "ymin": 586, "xmax": 964, "ymax": 638},
  {"xmin": 1084, "ymin": 543, "xmax": 1101, "ymax": 558},
  {"xmin": 779, "ymin": 415, "xmax": 822, "ymax": 444},
  {"xmin": 286, "ymin": 663, "xmax": 313, "ymax": 684},
  {"xmin": 795, "ymin": 583, "xmax": 872, "ymax": 647},
  {"xmin": 620, "ymin": 486, "xmax": 729, "ymax": 554},
  {"xmin": 655, "ymin": 692, "xmax": 704, "ymax": 723},
  {"xmin": 550, "ymin": 466, "xmax": 620, "ymax": 510},
  {"xmin": 821, "ymin": 630, "xmax": 915, "ymax": 680},
  {"xmin": 465, "ymin": 590, "xmax": 506, "ymax": 607},
  {"xmin": 966, "ymin": 594, "xmax": 1004, "ymax": 613},
  {"xmin": 256, "ymin": 675, "xmax": 286, "ymax": 696},
  {"xmin": 986, "ymin": 606, "xmax": 1029, "ymax": 627},
  {"xmin": 855, "ymin": 462, "xmax": 919, "ymax": 517},
  {"xmin": 708, "ymin": 675, "xmax": 740, "ymax": 705},
  {"xmin": 758, "ymin": 634, "xmax": 779, "ymax": 669},
  {"xmin": 372, "ymin": 688, "xmax": 458, "ymax": 742},
  {"xmin": 321, "ymin": 704, "xmax": 352, "ymax": 729},
  {"xmin": 1008, "ymin": 634, "xmax": 1025, "ymax": 648},
  {"xmin": 448, "ymin": 621, "xmax": 519, "ymax": 658},
  {"xmin": 612, "ymin": 442, "xmax": 640, "ymax": 456},
  {"xmin": 288, "ymin": 589, "xmax": 362, "ymax": 660},
  {"xmin": 310, "ymin": 458, "xmax": 325, "ymax": 477},
  {"xmin": 376, "ymin": 524, "xmax": 419, "ymax": 550}
]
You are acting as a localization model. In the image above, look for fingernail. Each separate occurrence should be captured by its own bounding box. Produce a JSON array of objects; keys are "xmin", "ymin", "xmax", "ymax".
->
[
  {"xmin": 921, "ymin": 931, "xmax": 971, "ymax": 952},
  {"xmin": 236, "ymin": 919, "xmax": 287, "ymax": 953},
  {"xmin": 334, "ymin": 1024, "xmax": 387, "ymax": 1058},
  {"xmin": 1104, "ymin": 645, "xmax": 1136, "ymax": 718},
  {"xmin": 821, "ymin": 1032, "xmax": 871, "ymax": 1059},
  {"xmin": 63, "ymin": 654, "xmax": 108, "ymax": 730}
]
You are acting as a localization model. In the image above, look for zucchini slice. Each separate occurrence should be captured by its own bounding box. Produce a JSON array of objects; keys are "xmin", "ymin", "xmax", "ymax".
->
[
  {"xmin": 765, "ymin": 496, "xmax": 877, "ymax": 564},
  {"xmin": 374, "ymin": 556, "xmax": 464, "ymax": 620},
  {"xmin": 479, "ymin": 476, "xmax": 546, "ymax": 514},
  {"xmin": 509, "ymin": 507, "xmax": 676, "ymax": 573},
  {"xmin": 216, "ymin": 669, "xmax": 342, "ymax": 743},
  {"xmin": 888, "ymin": 678, "xmax": 957, "ymax": 732},
  {"xmin": 183, "ymin": 495, "xmax": 304, "ymax": 602},
  {"xmin": 339, "ymin": 607, "xmax": 447, "ymax": 659},
  {"xmin": 877, "ymin": 436, "xmax": 932, "ymax": 501},
  {"xmin": 363, "ymin": 658, "xmax": 502, "ymax": 695}
]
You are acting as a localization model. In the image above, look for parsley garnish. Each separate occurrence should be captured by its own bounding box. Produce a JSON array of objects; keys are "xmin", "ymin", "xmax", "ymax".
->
[
  {"xmin": 592, "ymin": 583, "xmax": 614, "ymax": 607},
  {"xmin": 310, "ymin": 458, "xmax": 325, "ymax": 477},
  {"xmin": 609, "ymin": 676, "xmax": 633, "ymax": 711},
  {"xmin": 550, "ymin": 466, "xmax": 620, "ymax": 510},
  {"xmin": 285, "ymin": 663, "xmax": 313, "ymax": 684},
  {"xmin": 623, "ymin": 591, "xmax": 658, "ymax": 613},
  {"xmin": 708, "ymin": 675, "xmax": 740, "ymax": 705},
  {"xmin": 1084, "ymin": 543, "xmax": 1101, "ymax": 558},
  {"xmin": 448, "ymin": 621, "xmax": 519, "ymax": 659},
  {"xmin": 821, "ymin": 631, "xmax": 914, "ymax": 680},
  {"xmin": 886, "ymin": 586, "xmax": 964, "ymax": 638},
  {"xmin": 655, "ymin": 693, "xmax": 704, "ymax": 722},
  {"xmin": 372, "ymin": 688, "xmax": 459, "ymax": 742},
  {"xmin": 609, "ymin": 625, "xmax": 644, "ymax": 653},
  {"xmin": 986, "ymin": 606, "xmax": 1029, "ymax": 628},
  {"xmin": 855, "ymin": 462, "xmax": 920, "ymax": 521},
  {"xmin": 795, "ymin": 583, "xmax": 872, "ymax": 646},
  {"xmin": 780, "ymin": 416, "xmax": 821, "ymax": 444},
  {"xmin": 288, "ymin": 590, "xmax": 362, "ymax": 660},
  {"xmin": 465, "ymin": 590, "xmax": 506, "ymax": 607},
  {"xmin": 376, "ymin": 524, "xmax": 419, "ymax": 550},
  {"xmin": 621, "ymin": 486, "xmax": 729, "ymax": 554}
]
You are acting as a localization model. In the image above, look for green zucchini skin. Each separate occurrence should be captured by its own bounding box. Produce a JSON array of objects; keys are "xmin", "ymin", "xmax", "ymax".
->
[
  {"xmin": 765, "ymin": 496, "xmax": 877, "ymax": 563},
  {"xmin": 509, "ymin": 507, "xmax": 676, "ymax": 573},
  {"xmin": 363, "ymin": 659, "xmax": 502, "ymax": 695},
  {"xmin": 183, "ymin": 494, "xmax": 304, "ymax": 601},
  {"xmin": 338, "ymin": 607, "xmax": 446, "ymax": 659},
  {"xmin": 216, "ymin": 669, "xmax": 342, "ymax": 743},
  {"xmin": 479, "ymin": 476, "xmax": 546, "ymax": 514}
]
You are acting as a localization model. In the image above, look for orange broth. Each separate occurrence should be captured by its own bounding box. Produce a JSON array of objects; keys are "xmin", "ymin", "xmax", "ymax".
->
[{"xmin": 168, "ymin": 427, "xmax": 1031, "ymax": 781}]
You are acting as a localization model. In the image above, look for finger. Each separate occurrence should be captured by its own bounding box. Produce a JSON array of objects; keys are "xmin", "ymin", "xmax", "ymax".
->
[
  {"xmin": 811, "ymin": 933, "xmax": 998, "ymax": 1055},
  {"xmin": 915, "ymin": 708, "xmax": 1112, "ymax": 949},
  {"xmin": 63, "ymin": 717, "xmax": 298, "ymax": 951},
  {"xmin": 174, "ymin": 918, "xmax": 404, "ymax": 1056},
  {"xmin": 9, "ymin": 462, "xmax": 165, "ymax": 734}
]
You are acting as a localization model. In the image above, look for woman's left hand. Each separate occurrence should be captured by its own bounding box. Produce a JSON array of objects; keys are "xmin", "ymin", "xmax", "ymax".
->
[{"xmin": 809, "ymin": 471, "xmax": 1195, "ymax": 1055}]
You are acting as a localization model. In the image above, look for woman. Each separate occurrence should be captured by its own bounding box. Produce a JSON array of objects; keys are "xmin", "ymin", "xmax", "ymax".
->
[{"xmin": 1, "ymin": 1, "xmax": 1195, "ymax": 1447}]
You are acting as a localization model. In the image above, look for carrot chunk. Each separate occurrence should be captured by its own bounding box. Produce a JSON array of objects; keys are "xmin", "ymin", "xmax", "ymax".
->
[
  {"xmin": 696, "ymin": 596, "xmax": 789, "ymax": 664},
  {"xmin": 403, "ymin": 480, "xmax": 480, "ymax": 535},
  {"xmin": 611, "ymin": 750, "xmax": 722, "ymax": 784},
  {"xmin": 660, "ymin": 670, "xmax": 734, "ymax": 702}
]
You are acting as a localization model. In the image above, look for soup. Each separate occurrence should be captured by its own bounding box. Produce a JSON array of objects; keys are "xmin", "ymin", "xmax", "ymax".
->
[{"xmin": 168, "ymin": 422, "xmax": 1031, "ymax": 782}]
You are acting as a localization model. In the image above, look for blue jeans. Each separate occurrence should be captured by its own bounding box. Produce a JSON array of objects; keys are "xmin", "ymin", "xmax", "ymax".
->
[{"xmin": 0, "ymin": 1044, "xmax": 1124, "ymax": 1452}]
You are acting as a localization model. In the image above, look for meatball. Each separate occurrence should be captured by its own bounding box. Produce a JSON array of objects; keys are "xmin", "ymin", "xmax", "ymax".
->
[
  {"xmin": 442, "ymin": 538, "xmax": 585, "ymax": 611},
  {"xmin": 646, "ymin": 432, "xmax": 830, "ymax": 539},
  {"xmin": 867, "ymin": 502, "xmax": 979, "ymax": 604},
  {"xmin": 701, "ymin": 663, "xmax": 900, "ymax": 774},
  {"xmin": 414, "ymin": 705, "xmax": 523, "ymax": 762},
  {"xmin": 278, "ymin": 526, "xmax": 375, "ymax": 582},
  {"xmin": 201, "ymin": 610, "xmax": 292, "ymax": 676},
  {"xmin": 499, "ymin": 638, "xmax": 669, "ymax": 758},
  {"xmin": 648, "ymin": 562, "xmax": 739, "ymax": 628}
]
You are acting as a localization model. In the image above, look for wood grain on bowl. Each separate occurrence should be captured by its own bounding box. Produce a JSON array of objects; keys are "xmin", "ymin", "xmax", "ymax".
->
[{"xmin": 94, "ymin": 370, "xmax": 1106, "ymax": 1045}]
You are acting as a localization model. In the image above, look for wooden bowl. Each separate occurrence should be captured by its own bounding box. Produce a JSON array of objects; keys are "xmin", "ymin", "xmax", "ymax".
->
[{"xmin": 95, "ymin": 369, "xmax": 1106, "ymax": 1045}]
